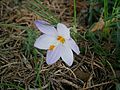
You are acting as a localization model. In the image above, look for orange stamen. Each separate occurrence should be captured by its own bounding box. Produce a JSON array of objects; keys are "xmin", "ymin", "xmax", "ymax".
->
[
  {"xmin": 49, "ymin": 45, "xmax": 55, "ymax": 50},
  {"xmin": 57, "ymin": 36, "xmax": 65, "ymax": 43}
]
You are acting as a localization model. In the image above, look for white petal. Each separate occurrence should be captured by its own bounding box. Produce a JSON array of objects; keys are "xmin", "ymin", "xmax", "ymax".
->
[
  {"xmin": 67, "ymin": 38, "xmax": 80, "ymax": 55},
  {"xmin": 46, "ymin": 45, "xmax": 61, "ymax": 65},
  {"xmin": 34, "ymin": 20, "xmax": 57, "ymax": 36},
  {"xmin": 34, "ymin": 34, "xmax": 56, "ymax": 50},
  {"xmin": 57, "ymin": 23, "xmax": 70, "ymax": 39},
  {"xmin": 35, "ymin": 20, "xmax": 50, "ymax": 25},
  {"xmin": 60, "ymin": 43, "xmax": 73, "ymax": 66}
]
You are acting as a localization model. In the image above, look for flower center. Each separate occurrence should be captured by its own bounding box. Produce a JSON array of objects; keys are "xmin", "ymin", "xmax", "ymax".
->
[
  {"xmin": 49, "ymin": 45, "xmax": 55, "ymax": 50},
  {"xmin": 57, "ymin": 36, "xmax": 65, "ymax": 43}
]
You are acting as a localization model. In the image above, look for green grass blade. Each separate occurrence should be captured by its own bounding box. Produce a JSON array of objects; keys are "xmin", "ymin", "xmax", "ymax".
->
[{"xmin": 0, "ymin": 83, "xmax": 24, "ymax": 90}]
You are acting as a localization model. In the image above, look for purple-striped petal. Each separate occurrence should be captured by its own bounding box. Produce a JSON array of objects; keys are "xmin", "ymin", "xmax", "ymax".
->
[
  {"xmin": 67, "ymin": 38, "xmax": 80, "ymax": 55},
  {"xmin": 34, "ymin": 34, "xmax": 56, "ymax": 50},
  {"xmin": 60, "ymin": 43, "xmax": 73, "ymax": 66},
  {"xmin": 34, "ymin": 20, "xmax": 57, "ymax": 36},
  {"xmin": 46, "ymin": 45, "xmax": 61, "ymax": 65},
  {"xmin": 57, "ymin": 23, "xmax": 70, "ymax": 39}
]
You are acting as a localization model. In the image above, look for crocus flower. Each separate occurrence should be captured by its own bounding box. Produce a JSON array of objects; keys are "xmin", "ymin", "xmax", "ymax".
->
[{"xmin": 34, "ymin": 20, "xmax": 80, "ymax": 66}]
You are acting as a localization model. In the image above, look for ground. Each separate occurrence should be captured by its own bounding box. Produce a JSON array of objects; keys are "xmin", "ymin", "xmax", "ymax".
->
[{"xmin": 0, "ymin": 0, "xmax": 120, "ymax": 90}]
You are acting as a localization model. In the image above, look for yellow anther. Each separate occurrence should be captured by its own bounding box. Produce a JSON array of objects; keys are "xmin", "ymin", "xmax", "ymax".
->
[
  {"xmin": 49, "ymin": 45, "xmax": 55, "ymax": 50},
  {"xmin": 57, "ymin": 36, "xmax": 65, "ymax": 43}
]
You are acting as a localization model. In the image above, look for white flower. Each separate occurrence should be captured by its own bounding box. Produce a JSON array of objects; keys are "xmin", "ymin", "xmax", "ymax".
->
[{"xmin": 34, "ymin": 20, "xmax": 80, "ymax": 66}]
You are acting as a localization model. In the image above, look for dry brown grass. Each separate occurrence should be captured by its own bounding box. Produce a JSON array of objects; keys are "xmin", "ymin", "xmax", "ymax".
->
[{"xmin": 0, "ymin": 0, "xmax": 116, "ymax": 90}]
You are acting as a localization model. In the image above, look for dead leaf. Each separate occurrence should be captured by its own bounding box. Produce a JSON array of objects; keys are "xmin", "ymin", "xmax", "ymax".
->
[{"xmin": 91, "ymin": 17, "xmax": 105, "ymax": 32}]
